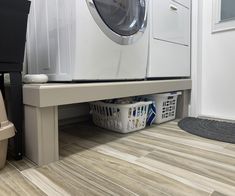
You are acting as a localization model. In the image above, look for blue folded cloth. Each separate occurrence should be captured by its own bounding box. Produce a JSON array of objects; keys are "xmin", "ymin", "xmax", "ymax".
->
[
  {"xmin": 134, "ymin": 96, "xmax": 156, "ymax": 126},
  {"xmin": 146, "ymin": 102, "xmax": 156, "ymax": 126}
]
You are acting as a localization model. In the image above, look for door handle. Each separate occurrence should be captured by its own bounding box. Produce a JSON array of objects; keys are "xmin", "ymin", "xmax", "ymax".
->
[{"xmin": 170, "ymin": 4, "xmax": 178, "ymax": 11}]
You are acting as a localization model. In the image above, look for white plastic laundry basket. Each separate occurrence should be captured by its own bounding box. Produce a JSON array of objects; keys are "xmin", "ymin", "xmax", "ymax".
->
[
  {"xmin": 150, "ymin": 92, "xmax": 181, "ymax": 124},
  {"xmin": 90, "ymin": 101, "xmax": 152, "ymax": 133}
]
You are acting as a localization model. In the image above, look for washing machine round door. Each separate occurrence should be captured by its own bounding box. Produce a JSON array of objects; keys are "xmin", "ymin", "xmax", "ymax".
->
[{"xmin": 87, "ymin": 0, "xmax": 148, "ymax": 45}]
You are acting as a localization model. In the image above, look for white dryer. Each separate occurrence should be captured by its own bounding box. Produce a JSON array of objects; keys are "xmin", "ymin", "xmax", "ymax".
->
[
  {"xmin": 27, "ymin": 0, "xmax": 149, "ymax": 81},
  {"xmin": 147, "ymin": 0, "xmax": 191, "ymax": 78}
]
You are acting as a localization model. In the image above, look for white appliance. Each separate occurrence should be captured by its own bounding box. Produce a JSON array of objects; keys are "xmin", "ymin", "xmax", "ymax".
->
[
  {"xmin": 27, "ymin": 0, "xmax": 149, "ymax": 81},
  {"xmin": 147, "ymin": 0, "xmax": 191, "ymax": 78}
]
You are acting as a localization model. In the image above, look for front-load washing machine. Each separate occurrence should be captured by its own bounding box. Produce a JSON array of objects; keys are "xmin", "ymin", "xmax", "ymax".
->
[{"xmin": 27, "ymin": 0, "xmax": 149, "ymax": 81}]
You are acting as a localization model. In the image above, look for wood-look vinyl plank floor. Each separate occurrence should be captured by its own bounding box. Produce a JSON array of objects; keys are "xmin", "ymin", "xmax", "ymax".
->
[
  {"xmin": 8, "ymin": 157, "xmax": 36, "ymax": 171},
  {"xmin": 3, "ymin": 120, "xmax": 235, "ymax": 196},
  {"xmin": 0, "ymin": 163, "xmax": 46, "ymax": 196},
  {"xmin": 60, "ymin": 146, "xmax": 209, "ymax": 196}
]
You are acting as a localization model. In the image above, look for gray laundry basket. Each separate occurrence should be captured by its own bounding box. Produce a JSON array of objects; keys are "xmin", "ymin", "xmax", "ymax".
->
[{"xmin": 0, "ymin": 91, "xmax": 15, "ymax": 169}]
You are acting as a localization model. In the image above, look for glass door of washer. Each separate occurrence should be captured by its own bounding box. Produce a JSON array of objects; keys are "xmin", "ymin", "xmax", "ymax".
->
[{"xmin": 86, "ymin": 0, "xmax": 148, "ymax": 45}]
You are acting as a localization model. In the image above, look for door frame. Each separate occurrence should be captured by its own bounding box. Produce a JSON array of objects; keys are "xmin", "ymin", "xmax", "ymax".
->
[{"xmin": 190, "ymin": 0, "xmax": 203, "ymax": 117}]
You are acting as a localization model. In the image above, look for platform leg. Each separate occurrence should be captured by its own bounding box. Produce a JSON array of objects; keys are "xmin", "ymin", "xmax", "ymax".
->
[
  {"xmin": 24, "ymin": 105, "xmax": 59, "ymax": 166},
  {"xmin": 176, "ymin": 90, "xmax": 191, "ymax": 119}
]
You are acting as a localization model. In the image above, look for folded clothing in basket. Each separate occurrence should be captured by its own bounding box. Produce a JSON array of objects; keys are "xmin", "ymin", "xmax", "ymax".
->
[
  {"xmin": 103, "ymin": 98, "xmax": 136, "ymax": 104},
  {"xmin": 134, "ymin": 96, "xmax": 156, "ymax": 126},
  {"xmin": 146, "ymin": 103, "xmax": 156, "ymax": 126}
]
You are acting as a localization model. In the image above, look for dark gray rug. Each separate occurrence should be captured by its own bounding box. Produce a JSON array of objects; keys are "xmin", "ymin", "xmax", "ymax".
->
[{"xmin": 178, "ymin": 117, "xmax": 235, "ymax": 144}]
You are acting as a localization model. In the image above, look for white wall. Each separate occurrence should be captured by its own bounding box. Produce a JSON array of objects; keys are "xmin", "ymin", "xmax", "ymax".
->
[{"xmin": 192, "ymin": 0, "xmax": 235, "ymax": 120}]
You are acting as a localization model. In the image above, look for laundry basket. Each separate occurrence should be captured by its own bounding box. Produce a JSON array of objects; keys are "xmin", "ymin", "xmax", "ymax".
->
[
  {"xmin": 150, "ymin": 92, "xmax": 182, "ymax": 124},
  {"xmin": 0, "ymin": 91, "xmax": 15, "ymax": 169},
  {"xmin": 90, "ymin": 101, "xmax": 152, "ymax": 133}
]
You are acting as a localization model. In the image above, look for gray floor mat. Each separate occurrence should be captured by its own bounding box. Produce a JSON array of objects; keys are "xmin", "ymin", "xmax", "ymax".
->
[{"xmin": 178, "ymin": 117, "xmax": 235, "ymax": 144}]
